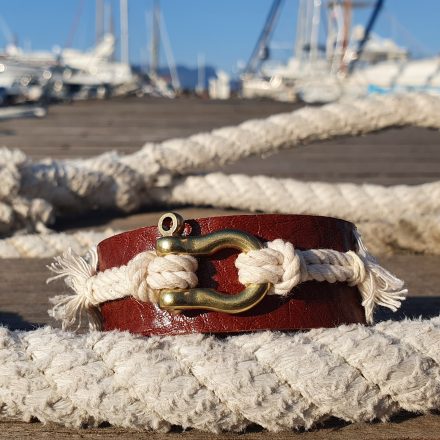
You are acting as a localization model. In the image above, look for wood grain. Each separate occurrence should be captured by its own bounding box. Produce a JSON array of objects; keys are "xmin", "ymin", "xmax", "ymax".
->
[
  {"xmin": 0, "ymin": 97, "xmax": 439, "ymax": 185},
  {"xmin": 1, "ymin": 413, "xmax": 440, "ymax": 440}
]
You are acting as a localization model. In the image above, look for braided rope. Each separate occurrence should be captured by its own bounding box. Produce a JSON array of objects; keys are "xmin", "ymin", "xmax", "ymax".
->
[{"xmin": 0, "ymin": 318, "xmax": 439, "ymax": 432}]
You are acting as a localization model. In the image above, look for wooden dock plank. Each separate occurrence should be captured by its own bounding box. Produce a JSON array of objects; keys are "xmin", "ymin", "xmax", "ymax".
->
[
  {"xmin": 0, "ymin": 98, "xmax": 439, "ymax": 185},
  {"xmin": 1, "ymin": 413, "xmax": 440, "ymax": 440}
]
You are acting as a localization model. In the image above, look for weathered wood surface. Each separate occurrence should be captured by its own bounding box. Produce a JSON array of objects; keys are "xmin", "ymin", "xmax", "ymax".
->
[
  {"xmin": 1, "ymin": 413, "xmax": 440, "ymax": 440},
  {"xmin": 0, "ymin": 97, "xmax": 439, "ymax": 439},
  {"xmin": 0, "ymin": 97, "xmax": 439, "ymax": 185},
  {"xmin": 0, "ymin": 98, "xmax": 298, "ymax": 159}
]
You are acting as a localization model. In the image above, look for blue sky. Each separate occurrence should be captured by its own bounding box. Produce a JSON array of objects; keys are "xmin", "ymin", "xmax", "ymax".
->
[{"xmin": 0, "ymin": 1, "xmax": 439, "ymax": 73}]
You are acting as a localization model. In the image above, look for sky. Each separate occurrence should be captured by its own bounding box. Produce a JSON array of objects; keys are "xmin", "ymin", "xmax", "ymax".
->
[{"xmin": 0, "ymin": 0, "xmax": 439, "ymax": 73}]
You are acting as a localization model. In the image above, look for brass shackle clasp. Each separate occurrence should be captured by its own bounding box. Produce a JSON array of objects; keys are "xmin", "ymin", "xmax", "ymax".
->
[{"xmin": 155, "ymin": 212, "xmax": 270, "ymax": 314}]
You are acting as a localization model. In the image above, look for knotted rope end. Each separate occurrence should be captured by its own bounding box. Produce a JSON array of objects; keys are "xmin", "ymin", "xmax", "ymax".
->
[
  {"xmin": 46, "ymin": 247, "xmax": 101, "ymax": 330},
  {"xmin": 237, "ymin": 233, "xmax": 407, "ymax": 324},
  {"xmin": 354, "ymin": 229, "xmax": 408, "ymax": 324}
]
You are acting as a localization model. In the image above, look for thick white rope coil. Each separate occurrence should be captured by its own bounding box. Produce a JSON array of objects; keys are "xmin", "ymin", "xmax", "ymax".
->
[
  {"xmin": 159, "ymin": 173, "xmax": 440, "ymax": 255},
  {"xmin": 0, "ymin": 317, "xmax": 439, "ymax": 432},
  {"xmin": 47, "ymin": 235, "xmax": 406, "ymax": 329},
  {"xmin": 0, "ymin": 149, "xmax": 149, "ymax": 236},
  {"xmin": 0, "ymin": 147, "xmax": 54, "ymax": 235},
  {"xmin": 162, "ymin": 174, "xmax": 440, "ymax": 224},
  {"xmin": 1, "ymin": 93, "xmax": 440, "ymax": 236},
  {"xmin": 0, "ymin": 228, "xmax": 119, "ymax": 258},
  {"xmin": 356, "ymin": 216, "xmax": 440, "ymax": 255},
  {"xmin": 139, "ymin": 93, "xmax": 440, "ymax": 175}
]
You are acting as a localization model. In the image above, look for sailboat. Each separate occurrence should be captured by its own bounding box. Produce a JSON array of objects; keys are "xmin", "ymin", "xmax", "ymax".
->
[
  {"xmin": 140, "ymin": 0, "xmax": 181, "ymax": 98},
  {"xmin": 58, "ymin": 0, "xmax": 136, "ymax": 99},
  {"xmin": 241, "ymin": 0, "xmax": 438, "ymax": 103},
  {"xmin": 0, "ymin": 1, "xmax": 138, "ymax": 102},
  {"xmin": 60, "ymin": 33, "xmax": 135, "ymax": 98}
]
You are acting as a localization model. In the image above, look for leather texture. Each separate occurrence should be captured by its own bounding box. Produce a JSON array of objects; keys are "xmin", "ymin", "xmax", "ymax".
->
[{"xmin": 98, "ymin": 214, "xmax": 366, "ymax": 336}]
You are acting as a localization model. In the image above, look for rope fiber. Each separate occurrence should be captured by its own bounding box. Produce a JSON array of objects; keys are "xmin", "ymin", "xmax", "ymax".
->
[{"xmin": 0, "ymin": 318, "xmax": 439, "ymax": 432}]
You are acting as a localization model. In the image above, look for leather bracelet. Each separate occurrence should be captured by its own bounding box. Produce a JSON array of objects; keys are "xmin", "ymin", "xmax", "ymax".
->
[{"xmin": 98, "ymin": 213, "xmax": 366, "ymax": 336}]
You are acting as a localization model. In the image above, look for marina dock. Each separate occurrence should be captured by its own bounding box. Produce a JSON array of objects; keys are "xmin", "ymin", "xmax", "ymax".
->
[{"xmin": 0, "ymin": 97, "xmax": 439, "ymax": 439}]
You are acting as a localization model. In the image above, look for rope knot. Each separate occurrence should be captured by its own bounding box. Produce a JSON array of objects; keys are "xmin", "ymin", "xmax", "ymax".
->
[
  {"xmin": 147, "ymin": 254, "xmax": 198, "ymax": 291},
  {"xmin": 47, "ymin": 248, "xmax": 199, "ymax": 330},
  {"xmin": 236, "ymin": 239, "xmax": 304, "ymax": 295}
]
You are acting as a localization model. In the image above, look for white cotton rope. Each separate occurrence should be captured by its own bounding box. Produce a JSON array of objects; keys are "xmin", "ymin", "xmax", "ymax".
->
[
  {"xmin": 47, "ymin": 247, "xmax": 199, "ymax": 330},
  {"xmin": 161, "ymin": 173, "xmax": 440, "ymax": 227},
  {"xmin": 47, "ymin": 233, "xmax": 407, "ymax": 329},
  {"xmin": 0, "ymin": 228, "xmax": 120, "ymax": 258},
  {"xmin": 156, "ymin": 173, "xmax": 440, "ymax": 254},
  {"xmin": 1, "ymin": 93, "xmax": 440, "ymax": 236},
  {"xmin": 2, "ymin": 170, "xmax": 440, "ymax": 255},
  {"xmin": 0, "ymin": 317, "xmax": 440, "ymax": 432}
]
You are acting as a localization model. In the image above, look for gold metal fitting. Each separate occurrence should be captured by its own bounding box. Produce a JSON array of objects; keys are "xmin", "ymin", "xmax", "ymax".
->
[
  {"xmin": 156, "ymin": 213, "xmax": 270, "ymax": 314},
  {"xmin": 157, "ymin": 212, "xmax": 185, "ymax": 237}
]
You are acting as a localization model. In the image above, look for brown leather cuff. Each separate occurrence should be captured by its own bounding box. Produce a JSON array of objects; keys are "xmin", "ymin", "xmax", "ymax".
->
[{"xmin": 98, "ymin": 214, "xmax": 366, "ymax": 336}]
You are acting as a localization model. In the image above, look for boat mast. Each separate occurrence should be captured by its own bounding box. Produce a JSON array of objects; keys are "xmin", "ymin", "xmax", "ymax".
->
[
  {"xmin": 105, "ymin": 1, "xmax": 115, "ymax": 60},
  {"xmin": 64, "ymin": 0, "xmax": 85, "ymax": 48},
  {"xmin": 303, "ymin": 0, "xmax": 313, "ymax": 62},
  {"xmin": 244, "ymin": 0, "xmax": 284, "ymax": 75},
  {"xmin": 309, "ymin": 0, "xmax": 322, "ymax": 63},
  {"xmin": 295, "ymin": 0, "xmax": 306, "ymax": 62},
  {"xmin": 340, "ymin": 0, "xmax": 352, "ymax": 73},
  {"xmin": 150, "ymin": 0, "xmax": 160, "ymax": 78},
  {"xmin": 197, "ymin": 53, "xmax": 205, "ymax": 94},
  {"xmin": 159, "ymin": 9, "xmax": 181, "ymax": 91},
  {"xmin": 96, "ymin": 0, "xmax": 104, "ymax": 43},
  {"xmin": 348, "ymin": 0, "xmax": 385, "ymax": 73},
  {"xmin": 120, "ymin": 0, "xmax": 129, "ymax": 65},
  {"xmin": 326, "ymin": 1, "xmax": 336, "ymax": 69}
]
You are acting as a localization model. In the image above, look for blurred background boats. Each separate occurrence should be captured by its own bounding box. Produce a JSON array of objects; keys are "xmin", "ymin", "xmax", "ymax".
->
[
  {"xmin": 0, "ymin": 0, "xmax": 181, "ymax": 113},
  {"xmin": 0, "ymin": 0, "xmax": 438, "ymax": 118},
  {"xmin": 241, "ymin": 0, "xmax": 440, "ymax": 103}
]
